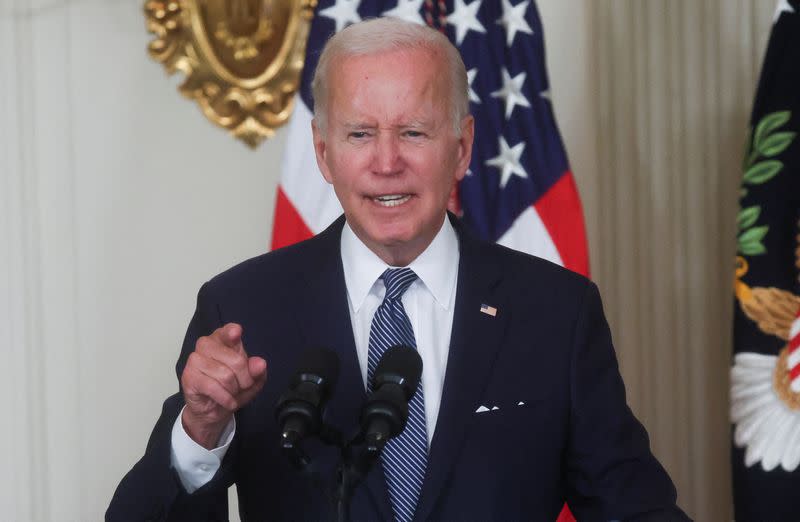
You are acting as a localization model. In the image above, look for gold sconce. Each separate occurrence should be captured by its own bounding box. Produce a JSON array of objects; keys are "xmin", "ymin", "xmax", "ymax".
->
[{"xmin": 144, "ymin": 0, "xmax": 317, "ymax": 148}]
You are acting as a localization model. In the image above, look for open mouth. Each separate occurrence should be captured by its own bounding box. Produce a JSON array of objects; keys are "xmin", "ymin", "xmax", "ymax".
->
[{"xmin": 372, "ymin": 194, "xmax": 412, "ymax": 207}]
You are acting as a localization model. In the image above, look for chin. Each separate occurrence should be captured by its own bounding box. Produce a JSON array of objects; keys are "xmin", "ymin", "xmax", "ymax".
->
[
  {"xmin": 364, "ymin": 222, "xmax": 420, "ymax": 251},
  {"xmin": 371, "ymin": 228, "xmax": 417, "ymax": 248}
]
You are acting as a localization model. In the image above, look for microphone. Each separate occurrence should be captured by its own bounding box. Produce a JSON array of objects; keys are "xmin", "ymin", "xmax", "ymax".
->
[
  {"xmin": 275, "ymin": 347, "xmax": 340, "ymax": 450},
  {"xmin": 360, "ymin": 345, "xmax": 422, "ymax": 453}
]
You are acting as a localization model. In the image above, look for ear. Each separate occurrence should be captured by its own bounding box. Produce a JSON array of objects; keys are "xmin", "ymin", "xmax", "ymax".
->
[
  {"xmin": 312, "ymin": 119, "xmax": 334, "ymax": 184},
  {"xmin": 454, "ymin": 115, "xmax": 475, "ymax": 182}
]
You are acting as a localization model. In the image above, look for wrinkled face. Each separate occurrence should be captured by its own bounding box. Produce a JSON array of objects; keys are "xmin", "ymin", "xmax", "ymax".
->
[{"xmin": 312, "ymin": 47, "xmax": 474, "ymax": 266}]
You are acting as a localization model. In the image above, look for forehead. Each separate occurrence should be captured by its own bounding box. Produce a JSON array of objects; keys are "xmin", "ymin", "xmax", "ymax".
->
[{"xmin": 327, "ymin": 47, "xmax": 449, "ymax": 123}]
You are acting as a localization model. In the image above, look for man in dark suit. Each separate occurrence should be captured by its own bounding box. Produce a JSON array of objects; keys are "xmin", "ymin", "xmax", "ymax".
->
[{"xmin": 108, "ymin": 17, "xmax": 688, "ymax": 521}]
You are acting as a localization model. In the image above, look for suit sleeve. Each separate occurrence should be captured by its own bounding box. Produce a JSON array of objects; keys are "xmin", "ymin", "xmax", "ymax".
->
[
  {"xmin": 564, "ymin": 282, "xmax": 691, "ymax": 521},
  {"xmin": 106, "ymin": 282, "xmax": 236, "ymax": 522}
]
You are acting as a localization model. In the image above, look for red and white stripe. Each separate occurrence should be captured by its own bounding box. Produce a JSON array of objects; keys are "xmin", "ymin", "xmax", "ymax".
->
[
  {"xmin": 499, "ymin": 172, "xmax": 589, "ymax": 277},
  {"xmin": 271, "ymin": 100, "xmax": 340, "ymax": 251},
  {"xmin": 788, "ymin": 309, "xmax": 800, "ymax": 392}
]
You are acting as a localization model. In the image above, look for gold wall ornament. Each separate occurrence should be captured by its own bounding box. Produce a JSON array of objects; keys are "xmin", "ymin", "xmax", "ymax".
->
[{"xmin": 144, "ymin": 0, "xmax": 317, "ymax": 148}]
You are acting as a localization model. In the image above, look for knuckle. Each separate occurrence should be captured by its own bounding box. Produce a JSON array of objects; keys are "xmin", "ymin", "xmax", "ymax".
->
[
  {"xmin": 186, "ymin": 351, "xmax": 200, "ymax": 366},
  {"xmin": 231, "ymin": 354, "xmax": 247, "ymax": 369},
  {"xmin": 220, "ymin": 368, "xmax": 238, "ymax": 389},
  {"xmin": 191, "ymin": 376, "xmax": 211, "ymax": 394},
  {"xmin": 232, "ymin": 359, "xmax": 250, "ymax": 380},
  {"xmin": 195, "ymin": 336, "xmax": 211, "ymax": 353},
  {"xmin": 181, "ymin": 358, "xmax": 199, "ymax": 384}
]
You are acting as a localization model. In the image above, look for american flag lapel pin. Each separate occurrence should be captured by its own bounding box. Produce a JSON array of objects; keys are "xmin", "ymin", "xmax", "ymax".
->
[{"xmin": 480, "ymin": 303, "xmax": 497, "ymax": 317}]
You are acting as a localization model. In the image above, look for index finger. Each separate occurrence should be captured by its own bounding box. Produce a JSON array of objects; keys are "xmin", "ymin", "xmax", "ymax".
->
[{"xmin": 211, "ymin": 323, "xmax": 245, "ymax": 352}]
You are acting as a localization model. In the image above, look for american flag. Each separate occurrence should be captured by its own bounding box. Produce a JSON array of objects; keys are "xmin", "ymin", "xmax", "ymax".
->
[
  {"xmin": 479, "ymin": 303, "xmax": 497, "ymax": 317},
  {"xmin": 271, "ymin": 0, "xmax": 589, "ymax": 282},
  {"xmin": 272, "ymin": 2, "xmax": 589, "ymax": 518}
]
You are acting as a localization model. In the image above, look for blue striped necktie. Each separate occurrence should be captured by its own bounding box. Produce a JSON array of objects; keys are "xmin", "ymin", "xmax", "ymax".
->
[{"xmin": 367, "ymin": 268, "xmax": 428, "ymax": 522}]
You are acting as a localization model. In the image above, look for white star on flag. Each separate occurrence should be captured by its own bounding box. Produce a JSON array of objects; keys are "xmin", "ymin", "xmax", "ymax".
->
[
  {"xmin": 774, "ymin": 0, "xmax": 795, "ymax": 23},
  {"xmin": 448, "ymin": 0, "xmax": 486, "ymax": 45},
  {"xmin": 467, "ymin": 68, "xmax": 481, "ymax": 104},
  {"xmin": 496, "ymin": 0, "xmax": 534, "ymax": 46},
  {"xmin": 491, "ymin": 68, "xmax": 531, "ymax": 119},
  {"xmin": 319, "ymin": 0, "xmax": 362, "ymax": 32},
  {"xmin": 485, "ymin": 136, "xmax": 528, "ymax": 188},
  {"xmin": 382, "ymin": 0, "xmax": 425, "ymax": 25}
]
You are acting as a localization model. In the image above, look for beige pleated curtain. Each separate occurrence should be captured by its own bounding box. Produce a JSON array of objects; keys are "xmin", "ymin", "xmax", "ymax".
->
[{"xmin": 579, "ymin": 1, "xmax": 776, "ymax": 518}]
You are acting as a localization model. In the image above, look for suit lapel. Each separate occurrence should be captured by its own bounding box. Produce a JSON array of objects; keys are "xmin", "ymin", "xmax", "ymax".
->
[
  {"xmin": 295, "ymin": 216, "xmax": 393, "ymax": 521},
  {"xmin": 414, "ymin": 218, "xmax": 510, "ymax": 522}
]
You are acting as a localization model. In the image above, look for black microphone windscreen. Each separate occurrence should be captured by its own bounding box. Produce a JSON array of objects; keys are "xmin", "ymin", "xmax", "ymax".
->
[{"xmin": 373, "ymin": 345, "xmax": 422, "ymax": 397}]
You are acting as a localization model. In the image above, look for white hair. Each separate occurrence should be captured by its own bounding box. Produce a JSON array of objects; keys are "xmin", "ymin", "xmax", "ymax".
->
[{"xmin": 311, "ymin": 17, "xmax": 470, "ymax": 135}]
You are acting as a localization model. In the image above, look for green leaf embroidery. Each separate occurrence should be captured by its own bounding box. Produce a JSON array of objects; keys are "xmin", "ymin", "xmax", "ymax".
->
[
  {"xmin": 754, "ymin": 111, "xmax": 791, "ymax": 150},
  {"xmin": 737, "ymin": 206, "xmax": 761, "ymax": 231},
  {"xmin": 735, "ymin": 110, "xmax": 791, "ymax": 257},
  {"xmin": 739, "ymin": 241, "xmax": 767, "ymax": 256},
  {"xmin": 757, "ymin": 131, "xmax": 796, "ymax": 157},
  {"xmin": 739, "ymin": 225, "xmax": 769, "ymax": 255},
  {"xmin": 744, "ymin": 160, "xmax": 783, "ymax": 185},
  {"xmin": 739, "ymin": 225, "xmax": 769, "ymax": 244}
]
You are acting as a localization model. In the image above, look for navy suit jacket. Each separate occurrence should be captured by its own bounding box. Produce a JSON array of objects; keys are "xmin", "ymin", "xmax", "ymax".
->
[{"xmin": 108, "ymin": 215, "xmax": 688, "ymax": 521}]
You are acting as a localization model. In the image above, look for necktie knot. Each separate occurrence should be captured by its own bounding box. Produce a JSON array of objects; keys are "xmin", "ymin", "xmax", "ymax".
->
[{"xmin": 381, "ymin": 268, "xmax": 417, "ymax": 301}]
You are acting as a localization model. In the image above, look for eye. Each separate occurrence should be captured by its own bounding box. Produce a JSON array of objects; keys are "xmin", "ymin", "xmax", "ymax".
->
[
  {"xmin": 404, "ymin": 130, "xmax": 425, "ymax": 138},
  {"xmin": 348, "ymin": 131, "xmax": 369, "ymax": 139}
]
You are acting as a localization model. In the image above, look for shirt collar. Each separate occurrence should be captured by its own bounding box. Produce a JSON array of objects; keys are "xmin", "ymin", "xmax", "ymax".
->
[{"xmin": 340, "ymin": 217, "xmax": 460, "ymax": 313}]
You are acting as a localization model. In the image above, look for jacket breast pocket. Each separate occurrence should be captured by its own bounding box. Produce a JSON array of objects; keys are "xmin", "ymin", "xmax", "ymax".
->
[{"xmin": 465, "ymin": 392, "xmax": 568, "ymax": 462}]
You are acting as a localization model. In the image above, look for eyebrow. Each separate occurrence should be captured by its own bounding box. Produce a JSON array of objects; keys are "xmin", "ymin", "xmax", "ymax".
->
[
  {"xmin": 341, "ymin": 120, "xmax": 433, "ymax": 130},
  {"xmin": 343, "ymin": 122, "xmax": 376, "ymax": 130}
]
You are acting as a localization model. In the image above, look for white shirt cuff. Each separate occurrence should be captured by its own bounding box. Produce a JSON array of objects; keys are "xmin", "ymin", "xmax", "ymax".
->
[{"xmin": 169, "ymin": 405, "xmax": 236, "ymax": 493}]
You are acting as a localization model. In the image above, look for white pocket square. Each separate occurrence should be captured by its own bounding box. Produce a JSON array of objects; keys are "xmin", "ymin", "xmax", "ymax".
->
[{"xmin": 476, "ymin": 401, "xmax": 527, "ymax": 413}]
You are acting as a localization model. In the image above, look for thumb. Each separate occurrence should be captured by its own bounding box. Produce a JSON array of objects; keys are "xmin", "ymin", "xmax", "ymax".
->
[{"xmin": 249, "ymin": 356, "xmax": 267, "ymax": 381}]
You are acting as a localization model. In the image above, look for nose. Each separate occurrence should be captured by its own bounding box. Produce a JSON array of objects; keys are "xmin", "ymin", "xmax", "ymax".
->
[{"xmin": 372, "ymin": 132, "xmax": 403, "ymax": 176}]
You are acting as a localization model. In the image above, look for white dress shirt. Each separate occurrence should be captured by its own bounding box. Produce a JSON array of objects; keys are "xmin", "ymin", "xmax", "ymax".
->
[{"xmin": 170, "ymin": 218, "xmax": 460, "ymax": 493}]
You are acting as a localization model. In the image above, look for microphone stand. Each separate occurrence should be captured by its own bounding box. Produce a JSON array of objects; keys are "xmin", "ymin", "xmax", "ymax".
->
[
  {"xmin": 333, "ymin": 431, "xmax": 387, "ymax": 522},
  {"xmin": 281, "ymin": 424, "xmax": 385, "ymax": 522},
  {"xmin": 280, "ymin": 346, "xmax": 419, "ymax": 521}
]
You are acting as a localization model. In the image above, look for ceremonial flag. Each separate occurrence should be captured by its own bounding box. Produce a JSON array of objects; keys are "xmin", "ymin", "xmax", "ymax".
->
[
  {"xmin": 730, "ymin": 1, "xmax": 800, "ymax": 518},
  {"xmin": 271, "ymin": 0, "xmax": 589, "ymax": 280}
]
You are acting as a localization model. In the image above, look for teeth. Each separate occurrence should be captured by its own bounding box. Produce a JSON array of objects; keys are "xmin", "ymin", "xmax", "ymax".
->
[{"xmin": 374, "ymin": 194, "xmax": 411, "ymax": 207}]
